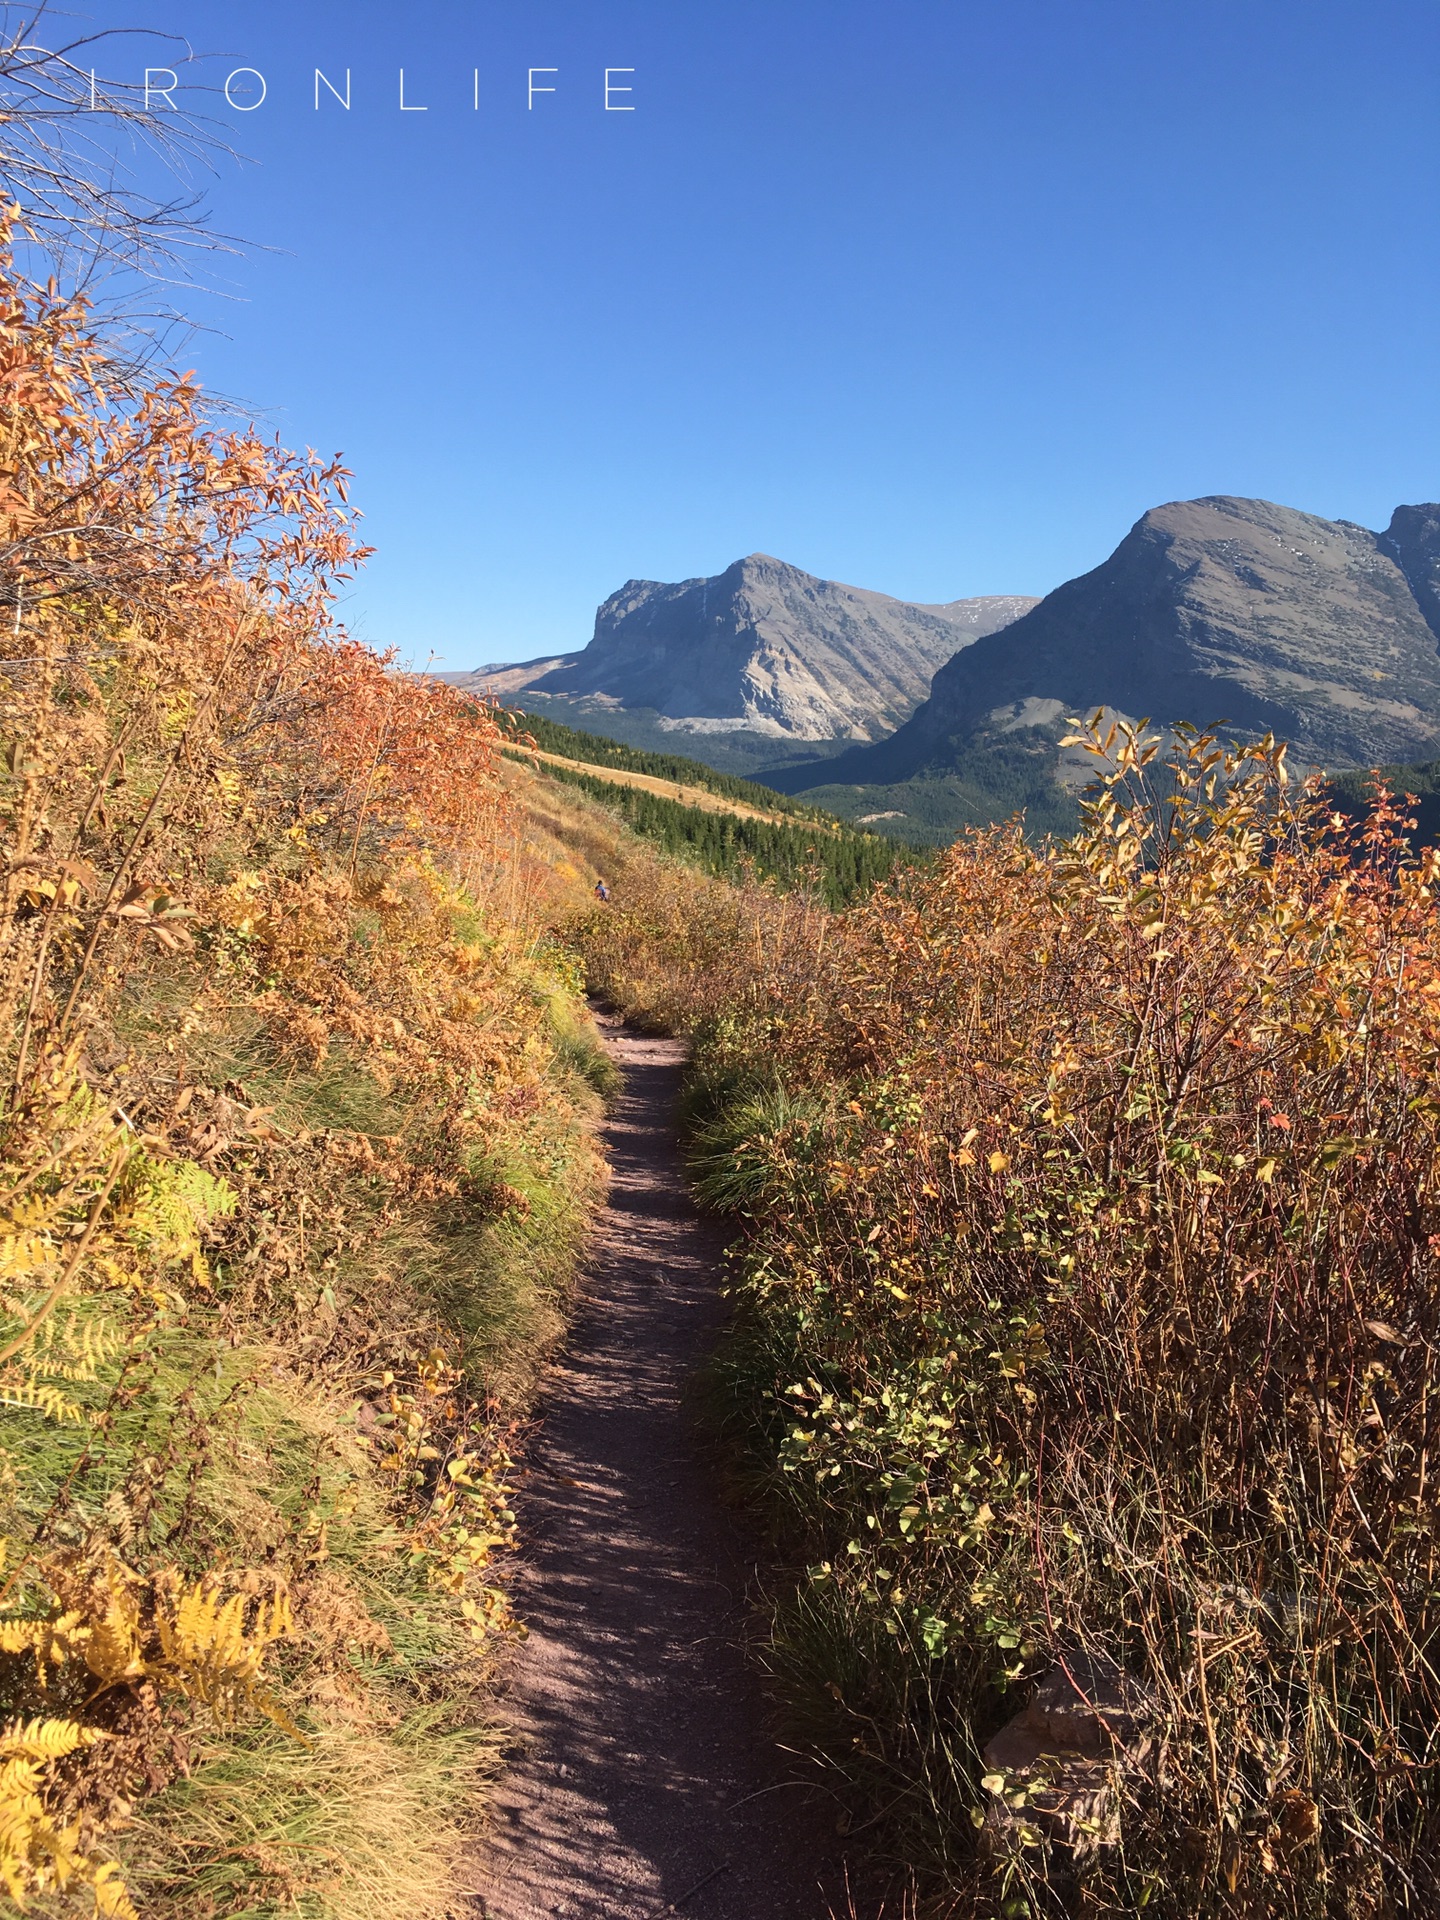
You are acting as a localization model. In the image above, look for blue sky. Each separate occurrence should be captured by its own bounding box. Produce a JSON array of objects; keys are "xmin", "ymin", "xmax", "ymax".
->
[{"xmin": 63, "ymin": 0, "xmax": 1440, "ymax": 666}]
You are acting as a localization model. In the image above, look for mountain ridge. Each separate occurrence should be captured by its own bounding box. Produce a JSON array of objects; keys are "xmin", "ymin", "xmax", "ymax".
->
[
  {"xmin": 773, "ymin": 496, "xmax": 1440, "ymax": 792},
  {"xmin": 442, "ymin": 553, "xmax": 1036, "ymax": 742}
]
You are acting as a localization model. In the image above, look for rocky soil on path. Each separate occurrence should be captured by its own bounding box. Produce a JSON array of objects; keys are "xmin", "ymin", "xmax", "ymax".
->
[{"xmin": 465, "ymin": 1019, "xmax": 867, "ymax": 1920}]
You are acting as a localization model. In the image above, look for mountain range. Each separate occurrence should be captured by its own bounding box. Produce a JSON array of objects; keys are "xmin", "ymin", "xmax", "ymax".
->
[
  {"xmin": 443, "ymin": 553, "xmax": 1035, "ymax": 742},
  {"xmin": 453, "ymin": 495, "xmax": 1440, "ymax": 841},
  {"xmin": 779, "ymin": 497, "xmax": 1440, "ymax": 793}
]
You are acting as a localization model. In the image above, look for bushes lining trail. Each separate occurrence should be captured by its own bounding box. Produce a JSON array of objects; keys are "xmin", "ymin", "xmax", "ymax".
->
[
  {"xmin": 0, "ymin": 235, "xmax": 616, "ymax": 1919},
  {"xmin": 573, "ymin": 721, "xmax": 1440, "ymax": 1918}
]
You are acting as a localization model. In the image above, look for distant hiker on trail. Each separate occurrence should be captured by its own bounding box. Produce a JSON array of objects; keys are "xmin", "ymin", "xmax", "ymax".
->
[{"xmin": 594, "ymin": 878, "xmax": 611, "ymax": 902}]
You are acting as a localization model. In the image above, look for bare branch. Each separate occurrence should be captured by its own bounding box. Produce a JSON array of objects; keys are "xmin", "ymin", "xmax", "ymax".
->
[{"xmin": 0, "ymin": 2, "xmax": 248, "ymax": 345}]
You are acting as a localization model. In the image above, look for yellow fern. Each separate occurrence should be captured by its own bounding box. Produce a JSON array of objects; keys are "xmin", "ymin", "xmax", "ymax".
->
[
  {"xmin": 0, "ymin": 1561, "xmax": 298, "ymax": 1912},
  {"xmin": 0, "ymin": 1609, "xmax": 88, "ymax": 1683},
  {"xmin": 4, "ymin": 1554, "xmax": 144, "ymax": 1688},
  {"xmin": 85, "ymin": 1606, "xmax": 143, "ymax": 1689},
  {"xmin": 0, "ymin": 1620, "xmax": 49, "ymax": 1657},
  {"xmin": 90, "ymin": 1861, "xmax": 138, "ymax": 1919},
  {"xmin": 156, "ymin": 1579, "xmax": 300, "ymax": 1731},
  {"xmin": 0, "ymin": 1379, "xmax": 88, "ymax": 1423},
  {"xmin": 0, "ymin": 1716, "xmax": 134, "ymax": 1915},
  {"xmin": 0, "ymin": 1715, "xmax": 107, "ymax": 1762}
]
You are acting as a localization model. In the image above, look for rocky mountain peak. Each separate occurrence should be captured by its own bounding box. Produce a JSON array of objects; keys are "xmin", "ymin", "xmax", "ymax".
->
[
  {"xmin": 778, "ymin": 495, "xmax": 1440, "ymax": 791},
  {"xmin": 505, "ymin": 558, "xmax": 1036, "ymax": 741},
  {"xmin": 1383, "ymin": 504, "xmax": 1440, "ymax": 644}
]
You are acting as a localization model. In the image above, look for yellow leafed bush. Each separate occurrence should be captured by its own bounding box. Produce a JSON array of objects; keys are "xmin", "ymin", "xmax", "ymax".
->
[{"xmin": 0, "ymin": 212, "xmax": 609, "ymax": 1918}]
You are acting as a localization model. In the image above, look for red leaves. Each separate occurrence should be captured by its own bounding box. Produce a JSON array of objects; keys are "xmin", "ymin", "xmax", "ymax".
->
[{"xmin": 295, "ymin": 640, "xmax": 510, "ymax": 863}]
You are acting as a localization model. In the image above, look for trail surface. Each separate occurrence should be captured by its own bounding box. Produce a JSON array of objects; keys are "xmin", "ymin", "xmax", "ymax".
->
[{"xmin": 468, "ymin": 1020, "xmax": 851, "ymax": 1920}]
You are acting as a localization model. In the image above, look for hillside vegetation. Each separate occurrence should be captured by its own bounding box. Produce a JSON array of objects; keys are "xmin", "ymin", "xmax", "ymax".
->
[
  {"xmin": 795, "ymin": 729, "xmax": 1084, "ymax": 847},
  {"xmin": 503, "ymin": 708, "xmax": 920, "ymax": 907},
  {"xmin": 1327, "ymin": 758, "xmax": 1440, "ymax": 850},
  {"xmin": 500, "ymin": 708, "xmax": 823, "ymax": 815},
  {"xmin": 0, "ymin": 233, "xmax": 634, "ymax": 1919},
  {"xmin": 532, "ymin": 758, "xmax": 914, "ymax": 908},
  {"xmin": 577, "ymin": 721, "xmax": 1440, "ymax": 1918}
]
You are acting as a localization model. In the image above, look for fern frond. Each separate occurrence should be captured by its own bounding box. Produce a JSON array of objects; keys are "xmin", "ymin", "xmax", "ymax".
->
[
  {"xmin": 0, "ymin": 1620, "xmax": 50, "ymax": 1655},
  {"xmin": 0, "ymin": 1723, "xmax": 131, "ymax": 1914},
  {"xmin": 116, "ymin": 1155, "xmax": 236, "ymax": 1271},
  {"xmin": 0, "ymin": 1233, "xmax": 61, "ymax": 1283},
  {"xmin": 80, "ymin": 1562, "xmax": 144, "ymax": 1686},
  {"xmin": 91, "ymin": 1861, "xmax": 139, "ymax": 1919},
  {"xmin": 0, "ymin": 1715, "xmax": 107, "ymax": 1761},
  {"xmin": 0, "ymin": 1610, "xmax": 89, "ymax": 1679},
  {"xmin": 155, "ymin": 1579, "xmax": 299, "ymax": 1730},
  {"xmin": 0, "ymin": 1380, "xmax": 88, "ymax": 1422}
]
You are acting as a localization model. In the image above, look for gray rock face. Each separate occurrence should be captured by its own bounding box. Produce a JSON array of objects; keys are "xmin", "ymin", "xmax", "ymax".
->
[
  {"xmin": 1384, "ymin": 504, "xmax": 1440, "ymax": 646},
  {"xmin": 810, "ymin": 497, "xmax": 1440, "ymax": 784},
  {"xmin": 495, "ymin": 555, "xmax": 1035, "ymax": 741}
]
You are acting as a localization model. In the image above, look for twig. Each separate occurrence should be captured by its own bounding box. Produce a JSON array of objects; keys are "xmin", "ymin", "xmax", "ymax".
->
[{"xmin": 666, "ymin": 1859, "xmax": 731, "ymax": 1910}]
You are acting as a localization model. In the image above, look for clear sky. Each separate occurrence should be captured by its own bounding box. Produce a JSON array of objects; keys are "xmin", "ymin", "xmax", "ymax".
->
[{"xmin": 62, "ymin": 0, "xmax": 1440, "ymax": 667}]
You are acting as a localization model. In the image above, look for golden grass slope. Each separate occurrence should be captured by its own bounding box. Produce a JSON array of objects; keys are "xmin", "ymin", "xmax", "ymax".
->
[
  {"xmin": 0, "ymin": 237, "xmax": 632, "ymax": 1920},
  {"xmin": 513, "ymin": 743, "xmax": 815, "ymax": 829}
]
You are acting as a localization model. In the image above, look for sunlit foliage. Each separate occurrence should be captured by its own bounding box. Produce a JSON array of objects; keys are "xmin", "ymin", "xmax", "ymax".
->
[
  {"xmin": 0, "ymin": 213, "xmax": 606, "ymax": 1916},
  {"xmin": 582, "ymin": 718, "xmax": 1440, "ymax": 1916}
]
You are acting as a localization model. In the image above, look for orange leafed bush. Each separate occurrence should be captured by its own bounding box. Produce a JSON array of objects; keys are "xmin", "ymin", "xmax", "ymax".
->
[
  {"xmin": 630, "ymin": 720, "xmax": 1440, "ymax": 1916},
  {"xmin": 0, "ymin": 213, "xmax": 601, "ymax": 1917}
]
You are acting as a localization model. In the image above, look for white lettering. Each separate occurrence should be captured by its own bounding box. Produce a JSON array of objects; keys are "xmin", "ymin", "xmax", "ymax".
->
[
  {"xmin": 144, "ymin": 68, "xmax": 178, "ymax": 111},
  {"xmin": 604, "ymin": 68, "xmax": 634, "ymax": 111},
  {"xmin": 315, "ymin": 68, "xmax": 351, "ymax": 110},
  {"xmin": 224, "ymin": 68, "xmax": 266, "ymax": 111},
  {"xmin": 399, "ymin": 69, "xmax": 427, "ymax": 111},
  {"xmin": 528, "ymin": 68, "xmax": 557, "ymax": 110}
]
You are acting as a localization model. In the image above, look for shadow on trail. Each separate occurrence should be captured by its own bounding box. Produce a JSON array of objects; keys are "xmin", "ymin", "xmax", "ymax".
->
[{"xmin": 468, "ymin": 1024, "xmax": 865, "ymax": 1920}]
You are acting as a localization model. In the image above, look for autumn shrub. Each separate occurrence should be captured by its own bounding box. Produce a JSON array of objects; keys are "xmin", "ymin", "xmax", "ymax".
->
[
  {"xmin": 647, "ymin": 721, "xmax": 1440, "ymax": 1918},
  {"xmin": 0, "ymin": 226, "xmax": 607, "ymax": 1916},
  {"xmin": 571, "ymin": 835, "xmax": 840, "ymax": 1039}
]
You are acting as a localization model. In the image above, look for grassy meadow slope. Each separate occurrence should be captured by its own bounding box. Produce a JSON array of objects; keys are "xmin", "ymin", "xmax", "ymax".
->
[
  {"xmin": 500, "ymin": 708, "xmax": 827, "ymax": 816},
  {"xmin": 0, "ymin": 250, "xmax": 663, "ymax": 1920},
  {"xmin": 573, "ymin": 723, "xmax": 1440, "ymax": 1919}
]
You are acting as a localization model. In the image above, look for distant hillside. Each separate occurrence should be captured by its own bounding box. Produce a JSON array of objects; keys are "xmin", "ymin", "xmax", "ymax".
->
[
  {"xmin": 499, "ymin": 709, "xmax": 827, "ymax": 818},
  {"xmin": 446, "ymin": 555, "xmax": 1035, "ymax": 743},
  {"xmin": 773, "ymin": 497, "xmax": 1440, "ymax": 798},
  {"xmin": 506, "ymin": 708, "xmax": 922, "ymax": 905},
  {"xmin": 796, "ymin": 755, "xmax": 1083, "ymax": 847},
  {"xmin": 484, "ymin": 693, "xmax": 841, "ymax": 781},
  {"xmin": 1327, "ymin": 755, "xmax": 1440, "ymax": 847}
]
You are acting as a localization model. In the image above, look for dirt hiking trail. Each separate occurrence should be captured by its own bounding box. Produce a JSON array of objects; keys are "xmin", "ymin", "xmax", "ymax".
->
[{"xmin": 467, "ymin": 1018, "xmax": 861, "ymax": 1920}]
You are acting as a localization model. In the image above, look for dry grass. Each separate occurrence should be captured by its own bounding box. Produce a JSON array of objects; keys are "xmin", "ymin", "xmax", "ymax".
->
[{"xmin": 118, "ymin": 1712, "xmax": 499, "ymax": 1920}]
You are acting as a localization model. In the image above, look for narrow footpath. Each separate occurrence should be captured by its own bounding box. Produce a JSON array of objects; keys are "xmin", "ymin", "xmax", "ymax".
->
[{"xmin": 467, "ymin": 1018, "xmax": 855, "ymax": 1920}]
